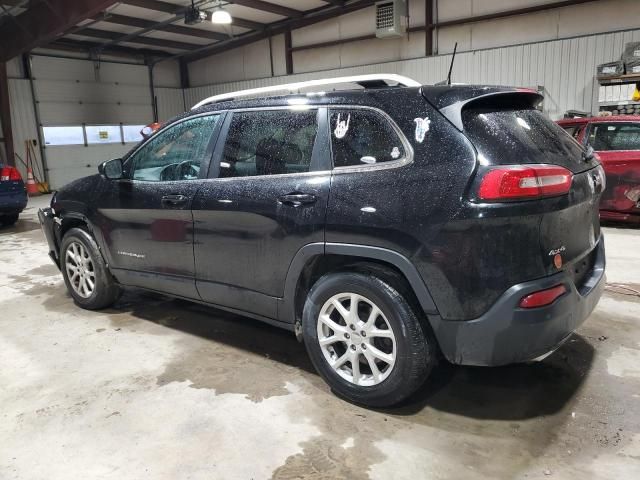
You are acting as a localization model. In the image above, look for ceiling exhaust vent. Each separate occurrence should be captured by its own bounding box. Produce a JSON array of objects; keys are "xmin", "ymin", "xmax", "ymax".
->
[{"xmin": 375, "ymin": 0, "xmax": 407, "ymax": 38}]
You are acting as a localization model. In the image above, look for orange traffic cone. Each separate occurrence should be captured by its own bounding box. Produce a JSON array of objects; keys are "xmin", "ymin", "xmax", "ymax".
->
[{"xmin": 26, "ymin": 167, "xmax": 41, "ymax": 196}]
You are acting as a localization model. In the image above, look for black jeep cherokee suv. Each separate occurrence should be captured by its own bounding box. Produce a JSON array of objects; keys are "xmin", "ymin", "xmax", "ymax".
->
[{"xmin": 39, "ymin": 75, "xmax": 606, "ymax": 407}]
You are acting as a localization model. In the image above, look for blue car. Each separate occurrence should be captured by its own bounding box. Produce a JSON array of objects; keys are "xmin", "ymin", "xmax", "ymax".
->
[{"xmin": 0, "ymin": 164, "xmax": 28, "ymax": 226}]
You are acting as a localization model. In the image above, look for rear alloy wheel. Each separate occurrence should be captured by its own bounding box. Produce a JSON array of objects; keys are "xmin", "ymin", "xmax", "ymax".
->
[
  {"xmin": 303, "ymin": 271, "xmax": 435, "ymax": 407},
  {"xmin": 60, "ymin": 228, "xmax": 121, "ymax": 310},
  {"xmin": 317, "ymin": 293, "xmax": 397, "ymax": 387}
]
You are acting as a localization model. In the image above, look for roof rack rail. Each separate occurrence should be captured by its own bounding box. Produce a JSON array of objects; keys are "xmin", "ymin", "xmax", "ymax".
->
[{"xmin": 191, "ymin": 74, "xmax": 421, "ymax": 109}]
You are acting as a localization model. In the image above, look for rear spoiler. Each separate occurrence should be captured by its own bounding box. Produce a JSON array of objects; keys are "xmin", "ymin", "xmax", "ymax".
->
[{"xmin": 421, "ymin": 86, "xmax": 544, "ymax": 131}]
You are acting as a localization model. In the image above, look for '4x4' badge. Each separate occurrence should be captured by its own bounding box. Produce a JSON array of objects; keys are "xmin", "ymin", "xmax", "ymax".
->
[{"xmin": 414, "ymin": 117, "xmax": 431, "ymax": 143}]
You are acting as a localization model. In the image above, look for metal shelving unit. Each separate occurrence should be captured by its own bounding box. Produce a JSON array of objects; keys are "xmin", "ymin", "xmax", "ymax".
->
[{"xmin": 597, "ymin": 73, "xmax": 640, "ymax": 115}]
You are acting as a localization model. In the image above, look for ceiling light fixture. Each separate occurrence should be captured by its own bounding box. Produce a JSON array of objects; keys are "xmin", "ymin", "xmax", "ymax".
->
[{"xmin": 211, "ymin": 2, "xmax": 232, "ymax": 24}]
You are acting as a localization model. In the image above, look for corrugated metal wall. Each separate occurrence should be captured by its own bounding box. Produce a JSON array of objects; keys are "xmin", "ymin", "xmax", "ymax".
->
[
  {"xmin": 185, "ymin": 28, "xmax": 640, "ymax": 120},
  {"xmin": 7, "ymin": 80, "xmax": 42, "ymax": 179},
  {"xmin": 155, "ymin": 88, "xmax": 186, "ymax": 122}
]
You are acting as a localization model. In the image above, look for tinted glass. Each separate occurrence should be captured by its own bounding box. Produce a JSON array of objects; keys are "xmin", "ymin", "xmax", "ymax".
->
[
  {"xmin": 131, "ymin": 115, "xmax": 219, "ymax": 182},
  {"xmin": 329, "ymin": 109, "xmax": 405, "ymax": 167},
  {"xmin": 589, "ymin": 123, "xmax": 640, "ymax": 151},
  {"xmin": 462, "ymin": 107, "xmax": 595, "ymax": 173},
  {"xmin": 220, "ymin": 110, "xmax": 317, "ymax": 178}
]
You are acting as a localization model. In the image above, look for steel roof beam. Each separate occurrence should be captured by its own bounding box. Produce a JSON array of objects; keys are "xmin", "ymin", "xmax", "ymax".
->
[
  {"xmin": 180, "ymin": 0, "xmax": 375, "ymax": 63},
  {"xmin": 92, "ymin": 12, "xmax": 228, "ymax": 41},
  {"xmin": 76, "ymin": 26, "xmax": 201, "ymax": 50},
  {"xmin": 123, "ymin": 0, "xmax": 265, "ymax": 30},
  {"xmin": 0, "ymin": 0, "xmax": 117, "ymax": 61}
]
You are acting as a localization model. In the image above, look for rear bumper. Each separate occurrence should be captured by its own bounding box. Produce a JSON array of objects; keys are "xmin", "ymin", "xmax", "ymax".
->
[
  {"xmin": 38, "ymin": 207, "xmax": 60, "ymax": 268},
  {"xmin": 0, "ymin": 191, "xmax": 28, "ymax": 215},
  {"xmin": 433, "ymin": 237, "xmax": 606, "ymax": 366}
]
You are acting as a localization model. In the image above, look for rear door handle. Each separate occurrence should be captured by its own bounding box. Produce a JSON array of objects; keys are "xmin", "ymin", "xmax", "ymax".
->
[
  {"xmin": 277, "ymin": 193, "xmax": 317, "ymax": 207},
  {"xmin": 161, "ymin": 194, "xmax": 189, "ymax": 208}
]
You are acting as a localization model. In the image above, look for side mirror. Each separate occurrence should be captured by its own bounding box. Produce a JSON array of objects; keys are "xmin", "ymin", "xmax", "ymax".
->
[
  {"xmin": 582, "ymin": 144, "xmax": 595, "ymax": 162},
  {"xmin": 99, "ymin": 158, "xmax": 123, "ymax": 180}
]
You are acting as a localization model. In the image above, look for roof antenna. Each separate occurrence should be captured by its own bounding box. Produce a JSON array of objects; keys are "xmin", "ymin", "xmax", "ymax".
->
[{"xmin": 446, "ymin": 42, "xmax": 458, "ymax": 85}]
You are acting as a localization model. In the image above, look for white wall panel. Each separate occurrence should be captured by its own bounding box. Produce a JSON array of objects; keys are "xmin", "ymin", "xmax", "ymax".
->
[
  {"xmin": 185, "ymin": 28, "xmax": 640, "ymax": 120},
  {"xmin": 189, "ymin": 0, "xmax": 640, "ymax": 85},
  {"xmin": 6, "ymin": 57, "xmax": 23, "ymax": 79},
  {"xmin": 156, "ymin": 87, "xmax": 186, "ymax": 121},
  {"xmin": 7, "ymin": 80, "xmax": 41, "ymax": 179},
  {"xmin": 46, "ymin": 144, "xmax": 135, "ymax": 190}
]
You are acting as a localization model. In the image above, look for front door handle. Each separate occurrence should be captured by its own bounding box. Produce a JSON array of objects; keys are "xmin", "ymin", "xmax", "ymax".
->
[
  {"xmin": 161, "ymin": 194, "xmax": 189, "ymax": 208},
  {"xmin": 277, "ymin": 193, "xmax": 317, "ymax": 207}
]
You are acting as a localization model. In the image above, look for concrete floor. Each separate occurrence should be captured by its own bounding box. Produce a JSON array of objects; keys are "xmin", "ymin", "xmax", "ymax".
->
[{"xmin": 1, "ymin": 194, "xmax": 639, "ymax": 480}]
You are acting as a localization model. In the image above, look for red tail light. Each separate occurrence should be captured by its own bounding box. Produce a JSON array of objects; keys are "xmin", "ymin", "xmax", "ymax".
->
[
  {"xmin": 0, "ymin": 166, "xmax": 22, "ymax": 181},
  {"xmin": 519, "ymin": 284, "xmax": 567, "ymax": 309},
  {"xmin": 478, "ymin": 164, "xmax": 573, "ymax": 201}
]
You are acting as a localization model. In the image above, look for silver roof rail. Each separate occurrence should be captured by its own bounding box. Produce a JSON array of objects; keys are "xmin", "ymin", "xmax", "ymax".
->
[{"xmin": 191, "ymin": 73, "xmax": 421, "ymax": 109}]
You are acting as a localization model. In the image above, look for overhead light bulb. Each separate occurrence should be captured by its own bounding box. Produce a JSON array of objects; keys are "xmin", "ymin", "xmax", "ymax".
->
[{"xmin": 211, "ymin": 8, "xmax": 232, "ymax": 24}]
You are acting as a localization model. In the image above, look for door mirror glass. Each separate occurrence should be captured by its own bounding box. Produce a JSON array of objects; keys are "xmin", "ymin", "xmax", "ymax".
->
[{"xmin": 100, "ymin": 158, "xmax": 123, "ymax": 179}]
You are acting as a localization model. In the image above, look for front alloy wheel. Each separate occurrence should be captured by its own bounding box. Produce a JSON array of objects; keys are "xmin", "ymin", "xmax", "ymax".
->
[
  {"xmin": 60, "ymin": 227, "xmax": 121, "ymax": 310},
  {"xmin": 65, "ymin": 241, "xmax": 96, "ymax": 298}
]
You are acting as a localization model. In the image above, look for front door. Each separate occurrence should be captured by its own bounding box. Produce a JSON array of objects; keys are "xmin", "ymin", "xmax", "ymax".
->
[
  {"xmin": 192, "ymin": 107, "xmax": 330, "ymax": 319},
  {"xmin": 94, "ymin": 113, "xmax": 223, "ymax": 298}
]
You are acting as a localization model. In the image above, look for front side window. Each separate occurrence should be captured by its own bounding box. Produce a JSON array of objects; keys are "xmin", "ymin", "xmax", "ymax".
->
[
  {"xmin": 220, "ymin": 110, "xmax": 318, "ymax": 178},
  {"xmin": 329, "ymin": 109, "xmax": 406, "ymax": 168},
  {"xmin": 130, "ymin": 115, "xmax": 219, "ymax": 182},
  {"xmin": 588, "ymin": 123, "xmax": 640, "ymax": 151}
]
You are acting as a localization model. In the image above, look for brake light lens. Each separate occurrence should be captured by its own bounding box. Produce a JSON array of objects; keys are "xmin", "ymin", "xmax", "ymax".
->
[
  {"xmin": 0, "ymin": 166, "xmax": 22, "ymax": 182},
  {"xmin": 519, "ymin": 284, "xmax": 567, "ymax": 309},
  {"xmin": 478, "ymin": 165, "xmax": 573, "ymax": 201}
]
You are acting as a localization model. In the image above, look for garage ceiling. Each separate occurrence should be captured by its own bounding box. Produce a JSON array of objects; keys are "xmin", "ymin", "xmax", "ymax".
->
[{"xmin": 0, "ymin": 0, "xmax": 377, "ymax": 63}]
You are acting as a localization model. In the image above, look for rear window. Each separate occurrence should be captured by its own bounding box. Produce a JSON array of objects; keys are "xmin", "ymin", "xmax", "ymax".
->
[
  {"xmin": 462, "ymin": 107, "xmax": 593, "ymax": 172},
  {"xmin": 588, "ymin": 123, "xmax": 640, "ymax": 151}
]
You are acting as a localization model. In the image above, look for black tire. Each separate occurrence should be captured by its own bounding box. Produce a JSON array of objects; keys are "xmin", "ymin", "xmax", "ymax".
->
[
  {"xmin": 302, "ymin": 271, "xmax": 436, "ymax": 408},
  {"xmin": 1, "ymin": 213, "xmax": 19, "ymax": 226},
  {"xmin": 60, "ymin": 227, "xmax": 121, "ymax": 310}
]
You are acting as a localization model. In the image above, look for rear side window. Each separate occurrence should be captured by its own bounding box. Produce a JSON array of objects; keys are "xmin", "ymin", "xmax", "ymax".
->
[
  {"xmin": 462, "ymin": 107, "xmax": 593, "ymax": 172},
  {"xmin": 220, "ymin": 110, "xmax": 318, "ymax": 178},
  {"xmin": 329, "ymin": 109, "xmax": 405, "ymax": 168},
  {"xmin": 588, "ymin": 123, "xmax": 640, "ymax": 151}
]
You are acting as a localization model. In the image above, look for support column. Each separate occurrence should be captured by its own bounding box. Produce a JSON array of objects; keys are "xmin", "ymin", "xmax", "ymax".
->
[
  {"xmin": 0, "ymin": 62, "xmax": 15, "ymax": 166},
  {"xmin": 284, "ymin": 30, "xmax": 293, "ymax": 75},
  {"xmin": 147, "ymin": 63, "xmax": 158, "ymax": 123},
  {"xmin": 425, "ymin": 0, "xmax": 434, "ymax": 57}
]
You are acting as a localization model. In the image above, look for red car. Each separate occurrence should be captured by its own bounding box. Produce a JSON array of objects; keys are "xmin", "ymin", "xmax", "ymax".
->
[{"xmin": 557, "ymin": 116, "xmax": 640, "ymax": 223}]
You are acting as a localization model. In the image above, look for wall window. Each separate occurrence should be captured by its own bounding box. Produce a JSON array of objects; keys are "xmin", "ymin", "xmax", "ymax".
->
[
  {"xmin": 329, "ymin": 109, "xmax": 405, "ymax": 168},
  {"xmin": 123, "ymin": 125, "xmax": 146, "ymax": 143},
  {"xmin": 42, "ymin": 124, "xmax": 150, "ymax": 146},
  {"xmin": 42, "ymin": 126, "xmax": 85, "ymax": 146},
  {"xmin": 220, "ymin": 110, "xmax": 318, "ymax": 178},
  {"xmin": 130, "ymin": 115, "xmax": 219, "ymax": 182},
  {"xmin": 85, "ymin": 125, "xmax": 122, "ymax": 144}
]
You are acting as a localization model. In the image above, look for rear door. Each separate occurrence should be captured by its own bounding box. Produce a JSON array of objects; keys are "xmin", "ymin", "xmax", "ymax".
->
[
  {"xmin": 192, "ymin": 107, "xmax": 331, "ymax": 319},
  {"xmin": 586, "ymin": 121, "xmax": 640, "ymax": 215},
  {"xmin": 95, "ymin": 113, "xmax": 223, "ymax": 298}
]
